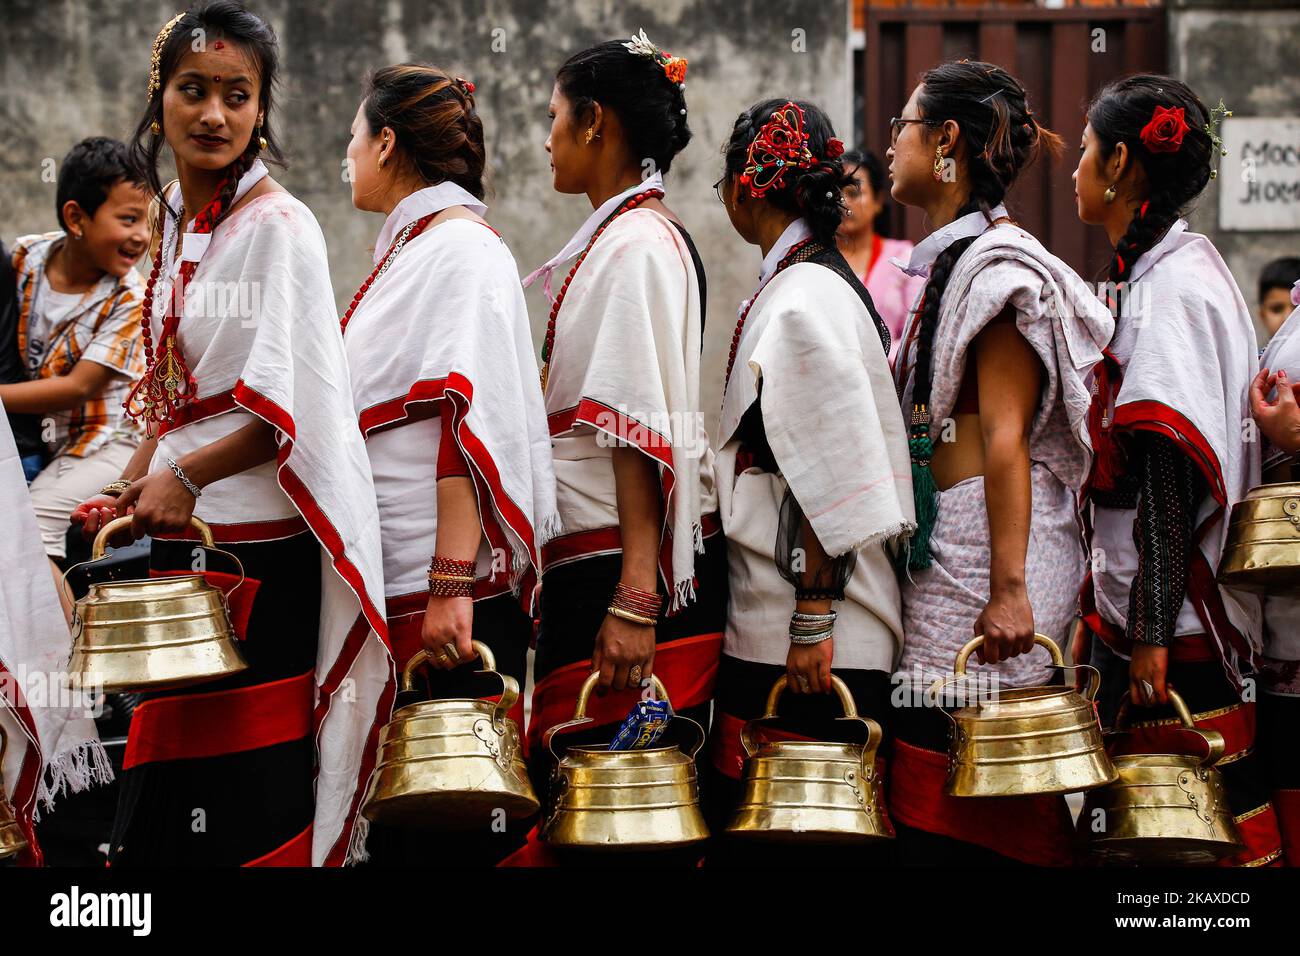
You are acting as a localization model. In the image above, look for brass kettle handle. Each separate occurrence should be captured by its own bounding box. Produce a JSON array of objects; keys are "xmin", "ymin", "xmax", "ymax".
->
[
  {"xmin": 543, "ymin": 671, "xmax": 705, "ymax": 763},
  {"xmin": 953, "ymin": 633, "xmax": 1101, "ymax": 702},
  {"xmin": 1113, "ymin": 686, "xmax": 1226, "ymax": 767},
  {"xmin": 741, "ymin": 674, "xmax": 863, "ymax": 757},
  {"xmin": 63, "ymin": 515, "xmax": 246, "ymax": 615},
  {"xmin": 400, "ymin": 641, "xmax": 518, "ymax": 734}
]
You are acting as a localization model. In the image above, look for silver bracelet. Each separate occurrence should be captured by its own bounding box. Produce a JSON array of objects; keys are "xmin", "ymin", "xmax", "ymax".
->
[
  {"xmin": 165, "ymin": 457, "xmax": 202, "ymax": 498},
  {"xmin": 790, "ymin": 628, "xmax": 833, "ymax": 646}
]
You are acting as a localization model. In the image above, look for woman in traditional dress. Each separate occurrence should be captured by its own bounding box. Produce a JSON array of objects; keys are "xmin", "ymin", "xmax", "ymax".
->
[
  {"xmin": 885, "ymin": 60, "xmax": 1113, "ymax": 865},
  {"xmin": 523, "ymin": 32, "xmax": 725, "ymax": 821},
  {"xmin": 706, "ymin": 98, "xmax": 915, "ymax": 864},
  {"xmin": 340, "ymin": 63, "xmax": 557, "ymax": 864},
  {"xmin": 1251, "ymin": 306, "xmax": 1300, "ymax": 866},
  {"xmin": 71, "ymin": 1, "xmax": 389, "ymax": 867},
  {"xmin": 835, "ymin": 148, "xmax": 924, "ymax": 364},
  {"xmin": 1077, "ymin": 74, "xmax": 1282, "ymax": 867}
]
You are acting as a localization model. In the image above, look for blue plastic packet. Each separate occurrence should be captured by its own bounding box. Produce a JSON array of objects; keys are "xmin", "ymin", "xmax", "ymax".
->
[{"xmin": 608, "ymin": 697, "xmax": 674, "ymax": 751}]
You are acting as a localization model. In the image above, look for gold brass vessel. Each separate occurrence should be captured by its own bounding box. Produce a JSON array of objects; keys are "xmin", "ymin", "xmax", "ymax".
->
[
  {"xmin": 940, "ymin": 634, "xmax": 1117, "ymax": 798},
  {"xmin": 542, "ymin": 673, "xmax": 708, "ymax": 851},
  {"xmin": 1218, "ymin": 482, "xmax": 1300, "ymax": 593},
  {"xmin": 1079, "ymin": 687, "xmax": 1244, "ymax": 864},
  {"xmin": 0, "ymin": 729, "xmax": 29, "ymax": 860},
  {"xmin": 726, "ymin": 674, "xmax": 893, "ymax": 843},
  {"xmin": 66, "ymin": 516, "xmax": 248, "ymax": 693},
  {"xmin": 362, "ymin": 641, "xmax": 538, "ymax": 828}
]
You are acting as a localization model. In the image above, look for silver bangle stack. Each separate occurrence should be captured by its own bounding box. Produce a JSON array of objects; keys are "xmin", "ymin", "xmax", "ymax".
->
[
  {"xmin": 165, "ymin": 457, "xmax": 202, "ymax": 499},
  {"xmin": 789, "ymin": 610, "xmax": 836, "ymax": 645}
]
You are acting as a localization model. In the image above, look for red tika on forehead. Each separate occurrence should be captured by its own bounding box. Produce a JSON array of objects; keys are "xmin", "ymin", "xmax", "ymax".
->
[{"xmin": 213, "ymin": 40, "xmax": 225, "ymax": 50}]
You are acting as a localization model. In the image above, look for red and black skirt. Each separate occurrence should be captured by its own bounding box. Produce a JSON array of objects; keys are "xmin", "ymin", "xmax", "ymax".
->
[{"xmin": 107, "ymin": 531, "xmax": 320, "ymax": 866}]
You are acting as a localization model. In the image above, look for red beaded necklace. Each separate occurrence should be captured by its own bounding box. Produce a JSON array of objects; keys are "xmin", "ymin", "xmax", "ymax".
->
[
  {"xmin": 723, "ymin": 236, "xmax": 816, "ymax": 390},
  {"xmin": 340, "ymin": 212, "xmax": 438, "ymax": 333},
  {"xmin": 539, "ymin": 187, "xmax": 663, "ymax": 392},
  {"xmin": 124, "ymin": 169, "xmax": 242, "ymax": 436}
]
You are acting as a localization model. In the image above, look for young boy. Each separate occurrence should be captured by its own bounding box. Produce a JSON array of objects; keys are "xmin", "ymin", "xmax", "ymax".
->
[
  {"xmin": 1259, "ymin": 256, "xmax": 1300, "ymax": 341},
  {"xmin": 1, "ymin": 137, "xmax": 149, "ymax": 619}
]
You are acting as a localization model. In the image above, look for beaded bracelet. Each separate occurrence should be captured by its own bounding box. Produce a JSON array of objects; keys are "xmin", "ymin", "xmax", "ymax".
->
[{"xmin": 428, "ymin": 556, "xmax": 476, "ymax": 598}]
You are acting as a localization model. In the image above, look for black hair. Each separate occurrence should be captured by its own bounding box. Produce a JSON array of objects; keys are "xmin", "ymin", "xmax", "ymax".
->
[
  {"xmin": 723, "ymin": 98, "xmax": 849, "ymax": 246},
  {"xmin": 556, "ymin": 38, "xmax": 691, "ymax": 175},
  {"xmin": 129, "ymin": 1, "xmax": 285, "ymax": 228},
  {"xmin": 841, "ymin": 147, "xmax": 890, "ymax": 236},
  {"xmin": 1259, "ymin": 256, "xmax": 1300, "ymax": 303},
  {"xmin": 900, "ymin": 59, "xmax": 1061, "ymax": 570},
  {"xmin": 55, "ymin": 137, "xmax": 144, "ymax": 230},
  {"xmin": 363, "ymin": 64, "xmax": 486, "ymax": 200},
  {"xmin": 1086, "ymin": 74, "xmax": 1213, "ymax": 287}
]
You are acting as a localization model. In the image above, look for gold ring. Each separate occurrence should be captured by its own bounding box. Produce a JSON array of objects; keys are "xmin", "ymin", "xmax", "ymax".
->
[
  {"xmin": 629, "ymin": 664, "xmax": 643, "ymax": 685},
  {"xmin": 445, "ymin": 643, "xmax": 461, "ymax": 662}
]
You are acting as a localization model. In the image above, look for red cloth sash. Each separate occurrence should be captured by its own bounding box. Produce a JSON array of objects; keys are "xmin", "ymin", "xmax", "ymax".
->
[
  {"xmin": 124, "ymin": 669, "xmax": 314, "ymax": 769},
  {"xmin": 887, "ymin": 738, "xmax": 1076, "ymax": 866}
]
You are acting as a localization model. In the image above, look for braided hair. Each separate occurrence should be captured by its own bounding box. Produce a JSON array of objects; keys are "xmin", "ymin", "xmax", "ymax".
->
[
  {"xmin": 722, "ymin": 98, "xmax": 851, "ymax": 246},
  {"xmin": 1084, "ymin": 75, "xmax": 1213, "ymax": 492},
  {"xmin": 1087, "ymin": 75, "xmax": 1213, "ymax": 292},
  {"xmin": 129, "ymin": 1, "xmax": 286, "ymax": 227},
  {"xmin": 363, "ymin": 64, "xmax": 487, "ymax": 199},
  {"xmin": 556, "ymin": 38, "xmax": 691, "ymax": 175},
  {"xmin": 904, "ymin": 60, "xmax": 1062, "ymax": 570}
]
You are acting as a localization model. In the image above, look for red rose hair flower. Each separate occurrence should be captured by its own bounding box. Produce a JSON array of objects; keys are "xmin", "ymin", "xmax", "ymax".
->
[{"xmin": 1139, "ymin": 105, "xmax": 1189, "ymax": 154}]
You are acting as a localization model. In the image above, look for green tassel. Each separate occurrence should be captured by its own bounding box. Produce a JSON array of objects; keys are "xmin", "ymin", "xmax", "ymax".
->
[{"xmin": 908, "ymin": 431, "xmax": 939, "ymax": 571}]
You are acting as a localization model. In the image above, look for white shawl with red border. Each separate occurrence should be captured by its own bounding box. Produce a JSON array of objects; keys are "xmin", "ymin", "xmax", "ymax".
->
[
  {"xmin": 344, "ymin": 214, "xmax": 559, "ymax": 591},
  {"xmin": 151, "ymin": 185, "xmax": 391, "ymax": 866},
  {"xmin": 538, "ymin": 206, "xmax": 712, "ymax": 610},
  {"xmin": 0, "ymin": 412, "xmax": 111, "ymax": 865},
  {"xmin": 1089, "ymin": 220, "xmax": 1262, "ymax": 687}
]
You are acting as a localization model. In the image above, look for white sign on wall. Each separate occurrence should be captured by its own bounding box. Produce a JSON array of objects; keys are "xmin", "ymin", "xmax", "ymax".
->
[{"xmin": 1220, "ymin": 117, "xmax": 1300, "ymax": 232}]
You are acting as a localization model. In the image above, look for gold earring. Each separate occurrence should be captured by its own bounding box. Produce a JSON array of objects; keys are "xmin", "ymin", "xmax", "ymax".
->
[
  {"xmin": 584, "ymin": 127, "xmax": 595, "ymax": 145},
  {"xmin": 932, "ymin": 145, "xmax": 945, "ymax": 181},
  {"xmin": 1103, "ymin": 184, "xmax": 1117, "ymax": 204},
  {"xmin": 255, "ymin": 125, "xmax": 268, "ymax": 151},
  {"xmin": 378, "ymin": 157, "xmax": 385, "ymax": 170},
  {"xmin": 150, "ymin": 120, "xmax": 161, "ymax": 136}
]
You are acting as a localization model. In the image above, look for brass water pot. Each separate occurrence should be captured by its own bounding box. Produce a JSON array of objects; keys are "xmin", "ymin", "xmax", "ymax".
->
[
  {"xmin": 0, "ymin": 729, "xmax": 29, "ymax": 860},
  {"xmin": 726, "ymin": 675, "xmax": 893, "ymax": 844},
  {"xmin": 66, "ymin": 516, "xmax": 248, "ymax": 693},
  {"xmin": 940, "ymin": 634, "xmax": 1117, "ymax": 798},
  {"xmin": 1079, "ymin": 688, "xmax": 1244, "ymax": 865},
  {"xmin": 1218, "ymin": 482, "xmax": 1300, "ymax": 594},
  {"xmin": 541, "ymin": 673, "xmax": 708, "ymax": 851},
  {"xmin": 361, "ymin": 641, "xmax": 538, "ymax": 828}
]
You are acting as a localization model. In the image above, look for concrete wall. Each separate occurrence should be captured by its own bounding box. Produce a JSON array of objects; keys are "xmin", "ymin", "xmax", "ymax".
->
[
  {"xmin": 1169, "ymin": 0, "xmax": 1300, "ymax": 338},
  {"xmin": 0, "ymin": 0, "xmax": 854, "ymax": 421}
]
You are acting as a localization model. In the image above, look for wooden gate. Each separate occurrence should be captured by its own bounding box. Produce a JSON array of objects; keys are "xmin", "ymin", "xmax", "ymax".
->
[{"xmin": 860, "ymin": 1, "xmax": 1167, "ymax": 277}]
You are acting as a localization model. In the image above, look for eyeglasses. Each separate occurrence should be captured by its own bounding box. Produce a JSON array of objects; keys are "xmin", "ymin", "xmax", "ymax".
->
[
  {"xmin": 889, "ymin": 116, "xmax": 939, "ymax": 146},
  {"xmin": 713, "ymin": 175, "xmax": 728, "ymax": 205}
]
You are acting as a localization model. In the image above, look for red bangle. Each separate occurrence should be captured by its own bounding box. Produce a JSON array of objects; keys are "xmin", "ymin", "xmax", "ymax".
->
[{"xmin": 611, "ymin": 582, "xmax": 663, "ymax": 619}]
